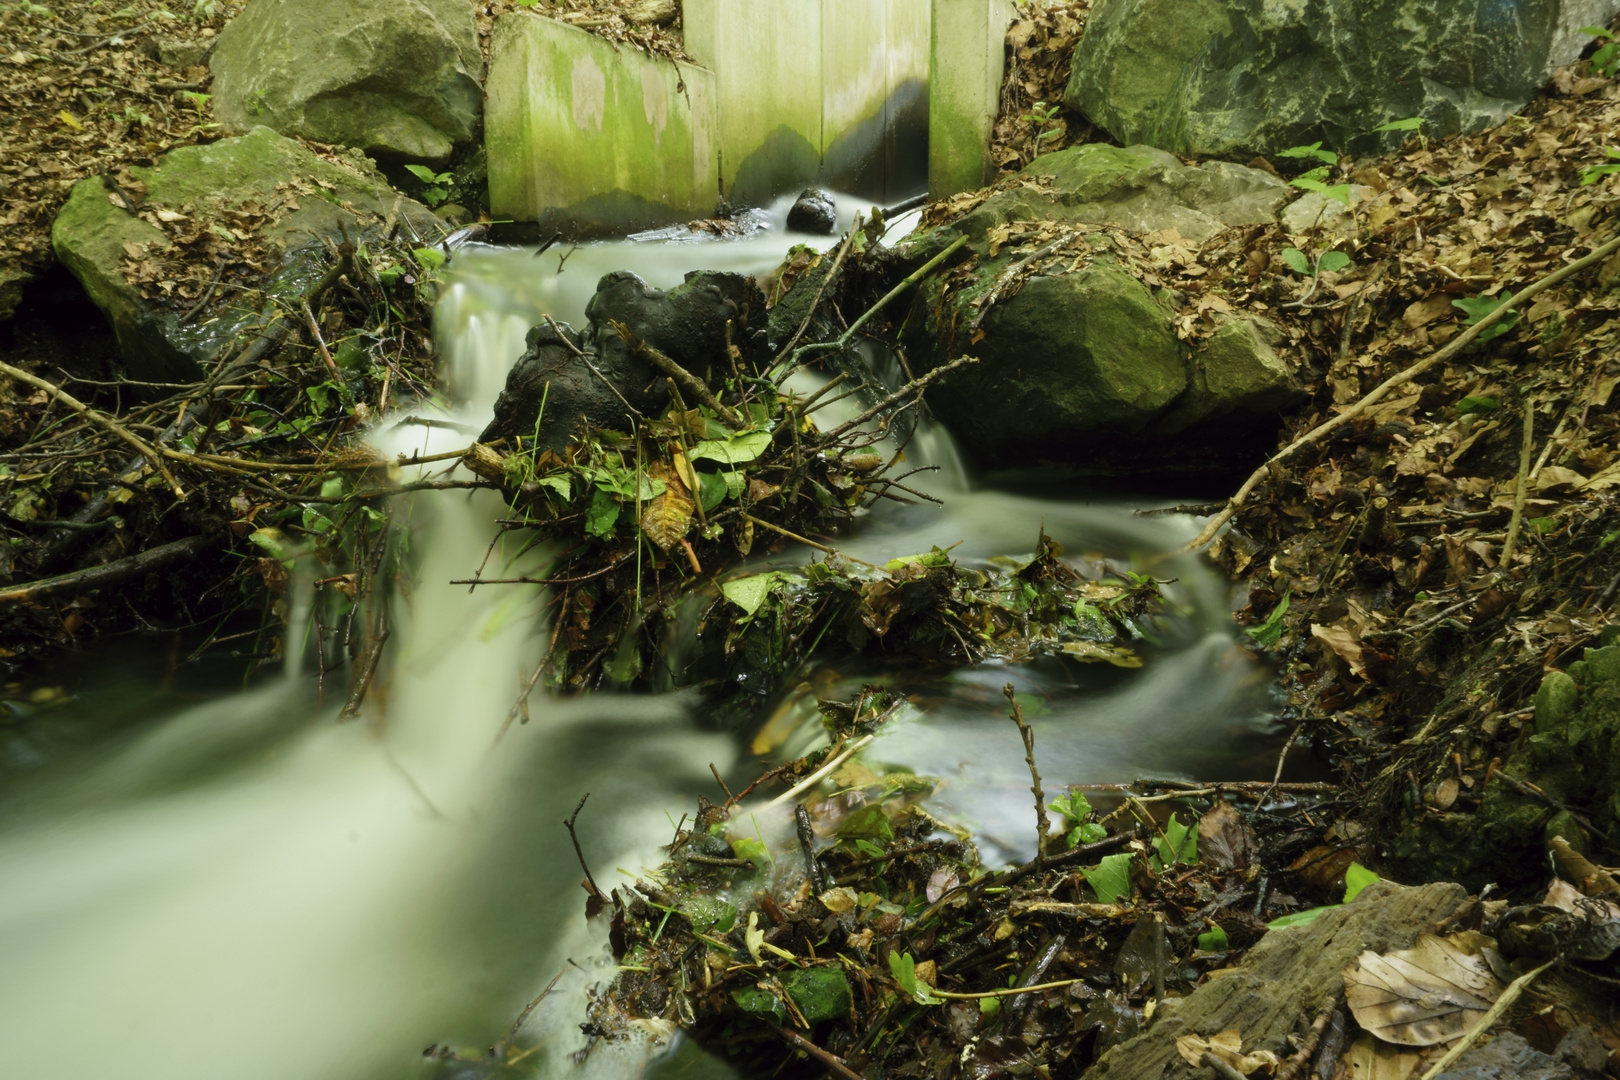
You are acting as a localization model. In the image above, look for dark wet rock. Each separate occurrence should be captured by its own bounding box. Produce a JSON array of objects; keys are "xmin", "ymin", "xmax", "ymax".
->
[
  {"xmin": 785, "ymin": 189, "xmax": 837, "ymax": 234},
  {"xmin": 1431, "ymin": 1029, "xmax": 1608, "ymax": 1080},
  {"xmin": 1085, "ymin": 881, "xmax": 1468, "ymax": 1080},
  {"xmin": 210, "ymin": 0, "xmax": 483, "ymax": 163},
  {"xmin": 50, "ymin": 127, "xmax": 438, "ymax": 382},
  {"xmin": 1066, "ymin": 0, "xmax": 1620, "ymax": 160},
  {"xmin": 1388, "ymin": 628, "xmax": 1620, "ymax": 891},
  {"xmin": 480, "ymin": 270, "xmax": 770, "ymax": 452}
]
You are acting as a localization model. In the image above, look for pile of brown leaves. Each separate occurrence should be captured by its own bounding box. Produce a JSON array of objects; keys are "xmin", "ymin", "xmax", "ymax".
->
[
  {"xmin": 987, "ymin": 1, "xmax": 1096, "ymax": 177},
  {"xmin": 0, "ymin": 0, "xmax": 246, "ymax": 318},
  {"xmin": 475, "ymin": 0, "xmax": 691, "ymax": 65}
]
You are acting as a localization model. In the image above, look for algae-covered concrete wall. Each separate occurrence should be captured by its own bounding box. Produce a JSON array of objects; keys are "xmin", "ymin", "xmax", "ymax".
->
[
  {"xmin": 684, "ymin": 0, "xmax": 930, "ymax": 206},
  {"xmin": 486, "ymin": 14, "xmax": 718, "ymax": 234},
  {"xmin": 487, "ymin": 2, "xmax": 930, "ymax": 230},
  {"xmin": 929, "ymin": 0, "xmax": 1017, "ymax": 198}
]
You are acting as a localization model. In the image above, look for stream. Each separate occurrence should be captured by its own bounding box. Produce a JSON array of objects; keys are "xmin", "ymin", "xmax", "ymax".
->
[{"xmin": 0, "ymin": 192, "xmax": 1290, "ymax": 1080}]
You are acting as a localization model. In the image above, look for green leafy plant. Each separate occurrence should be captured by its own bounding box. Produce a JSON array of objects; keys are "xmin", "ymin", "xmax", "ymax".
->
[
  {"xmin": 1196, "ymin": 925, "xmax": 1229, "ymax": 951},
  {"xmin": 1246, "ymin": 591, "xmax": 1291, "ymax": 649},
  {"xmin": 1021, "ymin": 100, "xmax": 1064, "ymax": 146},
  {"xmin": 1150, "ymin": 813, "xmax": 1198, "ymax": 871},
  {"xmin": 178, "ymin": 90, "xmax": 209, "ymax": 113},
  {"xmin": 1455, "ymin": 395, "xmax": 1500, "ymax": 415},
  {"xmin": 1288, "ymin": 166, "xmax": 1354, "ymax": 208},
  {"xmin": 1265, "ymin": 862, "xmax": 1381, "ymax": 929},
  {"xmin": 1281, "ymin": 247, "xmax": 1352, "ymax": 277},
  {"xmin": 1082, "ymin": 852, "xmax": 1134, "ymax": 903},
  {"xmin": 1581, "ymin": 147, "xmax": 1620, "ymax": 185},
  {"xmin": 1277, "ymin": 141, "xmax": 1338, "ymax": 167},
  {"xmin": 1582, "ymin": 25, "xmax": 1620, "ymax": 77},
  {"xmin": 888, "ymin": 951, "xmax": 944, "ymax": 1005},
  {"xmin": 1372, "ymin": 116, "xmax": 1426, "ymax": 148},
  {"xmin": 1047, "ymin": 789, "xmax": 1108, "ymax": 848},
  {"xmin": 404, "ymin": 163, "xmax": 455, "ymax": 206},
  {"xmin": 1452, "ymin": 291, "xmax": 1519, "ymax": 343}
]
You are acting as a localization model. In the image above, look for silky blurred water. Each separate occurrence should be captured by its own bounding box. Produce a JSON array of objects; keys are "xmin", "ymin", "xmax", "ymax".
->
[{"xmin": 0, "ymin": 188, "xmax": 1285, "ymax": 1080}]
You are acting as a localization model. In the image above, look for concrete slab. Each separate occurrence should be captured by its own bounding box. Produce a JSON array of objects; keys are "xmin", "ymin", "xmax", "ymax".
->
[
  {"xmin": 929, "ymin": 0, "xmax": 1017, "ymax": 198},
  {"xmin": 485, "ymin": 13, "xmax": 718, "ymax": 234}
]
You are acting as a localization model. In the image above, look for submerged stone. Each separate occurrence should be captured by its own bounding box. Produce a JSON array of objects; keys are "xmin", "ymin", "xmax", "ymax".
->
[
  {"xmin": 786, "ymin": 189, "xmax": 837, "ymax": 235},
  {"xmin": 210, "ymin": 0, "xmax": 483, "ymax": 163},
  {"xmin": 1065, "ymin": 0, "xmax": 1620, "ymax": 159}
]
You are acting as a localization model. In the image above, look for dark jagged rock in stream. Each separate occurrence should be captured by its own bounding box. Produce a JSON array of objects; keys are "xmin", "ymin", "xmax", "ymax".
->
[
  {"xmin": 785, "ymin": 188, "xmax": 838, "ymax": 235},
  {"xmin": 894, "ymin": 144, "xmax": 1304, "ymax": 477},
  {"xmin": 480, "ymin": 270, "xmax": 770, "ymax": 451},
  {"xmin": 1066, "ymin": 0, "xmax": 1620, "ymax": 159},
  {"xmin": 1431, "ymin": 1030, "xmax": 1610, "ymax": 1080}
]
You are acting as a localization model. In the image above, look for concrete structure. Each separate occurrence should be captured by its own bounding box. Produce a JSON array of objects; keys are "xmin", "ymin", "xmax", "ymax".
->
[
  {"xmin": 928, "ymin": 0, "xmax": 1017, "ymax": 198},
  {"xmin": 487, "ymin": 2, "xmax": 930, "ymax": 232},
  {"xmin": 485, "ymin": 15, "xmax": 718, "ymax": 236}
]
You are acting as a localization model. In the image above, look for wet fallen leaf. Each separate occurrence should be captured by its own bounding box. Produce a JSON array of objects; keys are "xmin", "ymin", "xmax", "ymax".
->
[
  {"xmin": 1345, "ymin": 1032, "xmax": 1423, "ymax": 1080},
  {"xmin": 1343, "ymin": 933, "xmax": 1503, "ymax": 1046},
  {"xmin": 1174, "ymin": 1029, "xmax": 1281, "ymax": 1074},
  {"xmin": 1312, "ymin": 622, "xmax": 1367, "ymax": 676},
  {"xmin": 1198, "ymin": 801, "xmax": 1257, "ymax": 871}
]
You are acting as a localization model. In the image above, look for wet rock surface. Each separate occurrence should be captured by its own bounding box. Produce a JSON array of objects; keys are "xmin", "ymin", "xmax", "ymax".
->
[
  {"xmin": 785, "ymin": 188, "xmax": 838, "ymax": 234},
  {"xmin": 1066, "ymin": 0, "xmax": 1620, "ymax": 159},
  {"xmin": 210, "ymin": 0, "xmax": 484, "ymax": 163},
  {"xmin": 480, "ymin": 270, "xmax": 770, "ymax": 451}
]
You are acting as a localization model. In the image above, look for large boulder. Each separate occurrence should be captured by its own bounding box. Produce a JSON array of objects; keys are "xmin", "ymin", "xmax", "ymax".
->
[
  {"xmin": 210, "ymin": 0, "xmax": 483, "ymax": 163},
  {"xmin": 481, "ymin": 270, "xmax": 771, "ymax": 452},
  {"xmin": 894, "ymin": 144, "xmax": 1303, "ymax": 475},
  {"xmin": 51, "ymin": 127, "xmax": 438, "ymax": 382},
  {"xmin": 925, "ymin": 143, "xmax": 1292, "ymax": 253},
  {"xmin": 1066, "ymin": 0, "xmax": 1620, "ymax": 159}
]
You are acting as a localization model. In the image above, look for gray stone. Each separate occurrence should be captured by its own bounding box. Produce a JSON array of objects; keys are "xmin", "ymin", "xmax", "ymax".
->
[
  {"xmin": 50, "ymin": 127, "xmax": 438, "ymax": 382},
  {"xmin": 210, "ymin": 0, "xmax": 483, "ymax": 163},
  {"xmin": 1535, "ymin": 670, "xmax": 1580, "ymax": 733},
  {"xmin": 889, "ymin": 142, "xmax": 1297, "ymax": 474},
  {"xmin": 1157, "ymin": 316, "xmax": 1306, "ymax": 434},
  {"xmin": 1431, "ymin": 1032, "xmax": 1579, "ymax": 1080},
  {"xmin": 938, "ymin": 143, "xmax": 1290, "ymax": 251},
  {"xmin": 1279, "ymin": 186, "xmax": 1378, "ymax": 237},
  {"xmin": 145, "ymin": 35, "xmax": 213, "ymax": 70},
  {"xmin": 786, "ymin": 189, "xmax": 837, "ymax": 235},
  {"xmin": 481, "ymin": 270, "xmax": 771, "ymax": 452},
  {"xmin": 1066, "ymin": 0, "xmax": 1620, "ymax": 160},
  {"xmin": 1086, "ymin": 881, "xmax": 1469, "ymax": 1080},
  {"xmin": 902, "ymin": 261, "xmax": 1189, "ymax": 468}
]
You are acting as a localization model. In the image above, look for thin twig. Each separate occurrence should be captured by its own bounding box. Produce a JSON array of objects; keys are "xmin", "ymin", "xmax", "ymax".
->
[
  {"xmin": 741, "ymin": 513, "xmax": 877, "ymax": 569},
  {"xmin": 610, "ymin": 320, "xmax": 744, "ymax": 429},
  {"xmin": 775, "ymin": 214, "xmax": 863, "ymax": 366},
  {"xmin": 545, "ymin": 315, "xmax": 645, "ymax": 421},
  {"xmin": 1005, "ymin": 683, "xmax": 1051, "ymax": 859},
  {"xmin": 1416, "ymin": 960, "xmax": 1555, "ymax": 1080},
  {"xmin": 1501, "ymin": 395, "xmax": 1535, "ymax": 566},
  {"xmin": 1187, "ymin": 233, "xmax": 1620, "ymax": 551},
  {"xmin": 563, "ymin": 794, "xmax": 607, "ymax": 904},
  {"xmin": 772, "ymin": 1027, "xmax": 862, "ymax": 1080},
  {"xmin": 822, "ymin": 354, "xmax": 978, "ymax": 441}
]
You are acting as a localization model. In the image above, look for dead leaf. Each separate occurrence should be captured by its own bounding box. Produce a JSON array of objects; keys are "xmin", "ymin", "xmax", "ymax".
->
[
  {"xmin": 1174, "ymin": 1029, "xmax": 1280, "ymax": 1074},
  {"xmin": 1312, "ymin": 622, "xmax": 1366, "ymax": 677},
  {"xmin": 1343, "ymin": 933, "xmax": 1504, "ymax": 1046},
  {"xmin": 1404, "ymin": 295, "xmax": 1453, "ymax": 328},
  {"xmin": 1198, "ymin": 802, "xmax": 1256, "ymax": 871},
  {"xmin": 1344, "ymin": 1032, "xmax": 1423, "ymax": 1080}
]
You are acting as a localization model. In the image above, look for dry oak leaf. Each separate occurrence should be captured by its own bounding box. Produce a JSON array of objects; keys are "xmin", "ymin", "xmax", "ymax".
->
[
  {"xmin": 1342, "ymin": 933, "xmax": 1503, "ymax": 1046},
  {"xmin": 1312, "ymin": 622, "xmax": 1367, "ymax": 677},
  {"xmin": 1174, "ymin": 1029, "xmax": 1281, "ymax": 1075}
]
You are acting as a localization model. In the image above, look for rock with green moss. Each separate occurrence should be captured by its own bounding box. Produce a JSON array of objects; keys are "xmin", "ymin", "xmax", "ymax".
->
[
  {"xmin": 51, "ymin": 127, "xmax": 437, "ymax": 382},
  {"xmin": 210, "ymin": 0, "xmax": 482, "ymax": 163},
  {"xmin": 1389, "ymin": 650, "xmax": 1620, "ymax": 891},
  {"xmin": 1065, "ymin": 0, "xmax": 1620, "ymax": 160},
  {"xmin": 891, "ymin": 144, "xmax": 1298, "ymax": 473}
]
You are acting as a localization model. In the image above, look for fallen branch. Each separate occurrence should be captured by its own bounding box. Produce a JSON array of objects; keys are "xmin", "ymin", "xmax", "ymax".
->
[
  {"xmin": 1187, "ymin": 233, "xmax": 1620, "ymax": 551},
  {"xmin": 0, "ymin": 358, "xmax": 185, "ymax": 498},
  {"xmin": 822, "ymin": 354, "xmax": 978, "ymax": 441},
  {"xmin": 610, "ymin": 320, "xmax": 745, "ymax": 429},
  {"xmin": 1006, "ymin": 682, "xmax": 1051, "ymax": 859},
  {"xmin": 0, "ymin": 533, "xmax": 218, "ymax": 609},
  {"xmin": 774, "ymin": 215, "xmax": 863, "ymax": 366}
]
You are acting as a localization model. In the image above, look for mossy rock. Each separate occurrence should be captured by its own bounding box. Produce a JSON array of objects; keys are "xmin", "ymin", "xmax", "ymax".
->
[
  {"xmin": 1389, "ymin": 652, "xmax": 1620, "ymax": 891},
  {"xmin": 51, "ymin": 127, "xmax": 438, "ymax": 381}
]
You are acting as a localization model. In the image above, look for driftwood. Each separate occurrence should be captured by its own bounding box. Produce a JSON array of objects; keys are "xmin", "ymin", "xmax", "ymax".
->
[{"xmin": 0, "ymin": 534, "xmax": 219, "ymax": 608}]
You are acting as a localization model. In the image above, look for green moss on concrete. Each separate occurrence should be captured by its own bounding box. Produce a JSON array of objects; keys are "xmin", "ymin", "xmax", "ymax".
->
[{"xmin": 485, "ymin": 14, "xmax": 718, "ymax": 228}]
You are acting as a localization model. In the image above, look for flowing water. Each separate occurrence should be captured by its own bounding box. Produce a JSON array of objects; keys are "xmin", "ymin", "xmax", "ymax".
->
[{"xmin": 0, "ymin": 191, "xmax": 1288, "ymax": 1080}]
